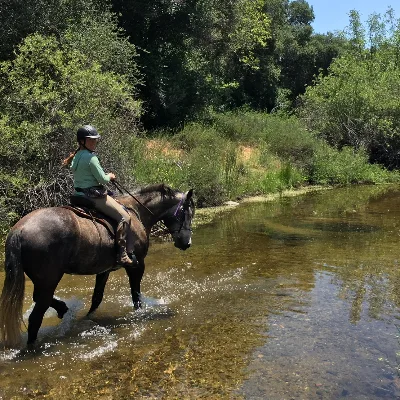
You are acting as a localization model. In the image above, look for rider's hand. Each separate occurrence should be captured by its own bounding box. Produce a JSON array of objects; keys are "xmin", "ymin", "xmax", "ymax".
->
[{"xmin": 108, "ymin": 173, "xmax": 116, "ymax": 181}]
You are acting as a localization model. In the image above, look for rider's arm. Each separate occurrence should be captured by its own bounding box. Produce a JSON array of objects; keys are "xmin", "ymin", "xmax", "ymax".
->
[{"xmin": 89, "ymin": 155, "xmax": 111, "ymax": 185}]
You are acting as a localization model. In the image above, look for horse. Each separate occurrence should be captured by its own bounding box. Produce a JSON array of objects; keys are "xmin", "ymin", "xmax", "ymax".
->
[{"xmin": 0, "ymin": 183, "xmax": 194, "ymax": 348}]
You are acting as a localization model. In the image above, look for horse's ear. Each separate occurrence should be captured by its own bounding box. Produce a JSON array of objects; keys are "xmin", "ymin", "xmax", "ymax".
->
[
  {"xmin": 186, "ymin": 189, "xmax": 194, "ymax": 199},
  {"xmin": 160, "ymin": 183, "xmax": 173, "ymax": 198}
]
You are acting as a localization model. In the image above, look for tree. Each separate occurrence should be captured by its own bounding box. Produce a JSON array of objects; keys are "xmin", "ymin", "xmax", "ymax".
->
[
  {"xmin": 0, "ymin": 34, "xmax": 142, "ymax": 213},
  {"xmin": 110, "ymin": 0, "xmax": 271, "ymax": 128},
  {"xmin": 300, "ymin": 9, "xmax": 400, "ymax": 168},
  {"xmin": 61, "ymin": 12, "xmax": 141, "ymax": 87},
  {"xmin": 0, "ymin": 0, "xmax": 107, "ymax": 60}
]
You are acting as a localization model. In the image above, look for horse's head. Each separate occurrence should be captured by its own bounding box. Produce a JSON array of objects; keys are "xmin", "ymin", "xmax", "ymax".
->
[{"xmin": 162, "ymin": 189, "xmax": 195, "ymax": 250}]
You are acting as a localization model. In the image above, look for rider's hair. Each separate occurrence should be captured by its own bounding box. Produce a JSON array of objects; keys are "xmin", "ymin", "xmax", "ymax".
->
[{"xmin": 62, "ymin": 147, "xmax": 80, "ymax": 167}]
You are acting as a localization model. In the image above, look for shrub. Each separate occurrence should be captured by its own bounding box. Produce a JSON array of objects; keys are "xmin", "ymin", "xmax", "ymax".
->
[
  {"xmin": 310, "ymin": 144, "xmax": 392, "ymax": 185},
  {"xmin": 211, "ymin": 111, "xmax": 317, "ymax": 171},
  {"xmin": 0, "ymin": 34, "xmax": 141, "ymax": 215},
  {"xmin": 300, "ymin": 31, "xmax": 400, "ymax": 169}
]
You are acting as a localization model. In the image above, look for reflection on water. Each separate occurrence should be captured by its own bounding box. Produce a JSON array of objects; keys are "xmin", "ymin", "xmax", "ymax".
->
[
  {"xmin": 242, "ymin": 271, "xmax": 400, "ymax": 399},
  {"xmin": 1, "ymin": 185, "xmax": 400, "ymax": 399}
]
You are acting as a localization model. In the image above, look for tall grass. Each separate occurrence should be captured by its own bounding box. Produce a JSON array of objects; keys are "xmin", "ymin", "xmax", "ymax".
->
[
  {"xmin": 127, "ymin": 111, "xmax": 399, "ymax": 207},
  {"xmin": 310, "ymin": 144, "xmax": 397, "ymax": 185}
]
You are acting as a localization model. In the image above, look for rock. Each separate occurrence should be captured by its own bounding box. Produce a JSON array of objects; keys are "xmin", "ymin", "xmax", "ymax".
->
[{"xmin": 224, "ymin": 201, "xmax": 240, "ymax": 206}]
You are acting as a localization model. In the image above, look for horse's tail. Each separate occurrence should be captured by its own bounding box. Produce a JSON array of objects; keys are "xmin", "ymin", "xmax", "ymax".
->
[{"xmin": 0, "ymin": 231, "xmax": 25, "ymax": 347}]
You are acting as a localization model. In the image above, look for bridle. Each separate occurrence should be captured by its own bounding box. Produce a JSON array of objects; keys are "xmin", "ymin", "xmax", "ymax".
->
[{"xmin": 160, "ymin": 196, "xmax": 194, "ymax": 236}]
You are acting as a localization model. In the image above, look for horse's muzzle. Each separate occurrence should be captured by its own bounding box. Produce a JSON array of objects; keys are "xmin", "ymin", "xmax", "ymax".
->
[
  {"xmin": 174, "ymin": 241, "xmax": 191, "ymax": 250},
  {"xmin": 174, "ymin": 235, "xmax": 192, "ymax": 250}
]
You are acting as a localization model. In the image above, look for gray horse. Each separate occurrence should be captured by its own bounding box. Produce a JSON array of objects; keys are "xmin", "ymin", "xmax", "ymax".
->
[{"xmin": 0, "ymin": 184, "xmax": 194, "ymax": 347}]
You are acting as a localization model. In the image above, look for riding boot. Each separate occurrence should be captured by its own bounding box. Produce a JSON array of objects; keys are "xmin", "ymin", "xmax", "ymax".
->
[{"xmin": 116, "ymin": 220, "xmax": 135, "ymax": 266}]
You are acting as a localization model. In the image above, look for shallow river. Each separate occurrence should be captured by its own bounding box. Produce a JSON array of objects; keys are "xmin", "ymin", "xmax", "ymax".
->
[{"xmin": 1, "ymin": 185, "xmax": 400, "ymax": 399}]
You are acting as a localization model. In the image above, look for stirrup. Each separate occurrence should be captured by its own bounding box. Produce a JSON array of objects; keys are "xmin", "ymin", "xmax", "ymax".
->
[{"xmin": 128, "ymin": 252, "xmax": 138, "ymax": 265}]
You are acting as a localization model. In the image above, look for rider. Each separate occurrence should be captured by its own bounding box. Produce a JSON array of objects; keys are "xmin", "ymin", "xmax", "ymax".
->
[{"xmin": 63, "ymin": 125, "xmax": 136, "ymax": 267}]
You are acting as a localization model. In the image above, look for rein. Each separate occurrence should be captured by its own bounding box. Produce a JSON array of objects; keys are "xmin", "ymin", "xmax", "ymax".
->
[
  {"xmin": 113, "ymin": 180, "xmax": 155, "ymax": 216},
  {"xmin": 112, "ymin": 180, "xmax": 185, "ymax": 233}
]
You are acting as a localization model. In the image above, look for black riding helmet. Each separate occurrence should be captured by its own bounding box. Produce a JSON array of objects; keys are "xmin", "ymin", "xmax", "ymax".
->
[{"xmin": 77, "ymin": 125, "xmax": 101, "ymax": 142}]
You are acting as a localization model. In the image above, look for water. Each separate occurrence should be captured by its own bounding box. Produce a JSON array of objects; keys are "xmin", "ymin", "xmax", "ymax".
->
[{"xmin": 1, "ymin": 185, "xmax": 400, "ymax": 399}]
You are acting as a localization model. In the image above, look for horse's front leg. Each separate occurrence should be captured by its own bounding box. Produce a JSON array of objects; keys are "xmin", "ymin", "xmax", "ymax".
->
[
  {"xmin": 87, "ymin": 271, "xmax": 110, "ymax": 315},
  {"xmin": 124, "ymin": 259, "xmax": 145, "ymax": 309},
  {"xmin": 51, "ymin": 298, "xmax": 69, "ymax": 319}
]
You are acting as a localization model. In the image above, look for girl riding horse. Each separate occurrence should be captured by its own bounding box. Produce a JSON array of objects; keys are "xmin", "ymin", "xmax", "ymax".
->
[{"xmin": 63, "ymin": 125, "xmax": 135, "ymax": 266}]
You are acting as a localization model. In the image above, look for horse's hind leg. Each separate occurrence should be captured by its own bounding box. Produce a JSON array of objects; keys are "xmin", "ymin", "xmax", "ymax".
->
[
  {"xmin": 51, "ymin": 298, "xmax": 69, "ymax": 319},
  {"xmin": 28, "ymin": 286, "xmax": 57, "ymax": 345}
]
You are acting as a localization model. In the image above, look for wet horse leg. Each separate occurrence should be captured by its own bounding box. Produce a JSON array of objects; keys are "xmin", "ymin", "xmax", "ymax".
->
[
  {"xmin": 87, "ymin": 271, "xmax": 110, "ymax": 315},
  {"xmin": 28, "ymin": 286, "xmax": 57, "ymax": 345},
  {"xmin": 124, "ymin": 260, "xmax": 145, "ymax": 309},
  {"xmin": 51, "ymin": 298, "xmax": 69, "ymax": 319}
]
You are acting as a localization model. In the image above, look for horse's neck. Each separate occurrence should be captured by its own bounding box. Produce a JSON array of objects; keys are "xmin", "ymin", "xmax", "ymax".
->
[{"xmin": 116, "ymin": 193, "xmax": 173, "ymax": 228}]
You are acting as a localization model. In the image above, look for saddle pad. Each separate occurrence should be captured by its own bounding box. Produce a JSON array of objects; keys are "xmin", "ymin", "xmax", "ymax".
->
[{"xmin": 62, "ymin": 205, "xmax": 115, "ymax": 237}]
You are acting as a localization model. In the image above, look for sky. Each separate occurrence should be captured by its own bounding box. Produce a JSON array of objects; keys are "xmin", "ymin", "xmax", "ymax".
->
[{"xmin": 308, "ymin": 0, "xmax": 399, "ymax": 34}]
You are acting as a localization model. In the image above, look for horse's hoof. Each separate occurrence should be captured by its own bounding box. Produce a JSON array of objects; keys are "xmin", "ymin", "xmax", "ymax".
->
[
  {"xmin": 57, "ymin": 306, "xmax": 69, "ymax": 319},
  {"xmin": 25, "ymin": 341, "xmax": 39, "ymax": 352}
]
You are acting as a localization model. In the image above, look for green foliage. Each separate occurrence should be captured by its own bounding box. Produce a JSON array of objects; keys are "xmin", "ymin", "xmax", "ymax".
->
[
  {"xmin": 111, "ymin": 0, "xmax": 274, "ymax": 127},
  {"xmin": 129, "ymin": 136, "xmax": 187, "ymax": 188},
  {"xmin": 62, "ymin": 12, "xmax": 141, "ymax": 86},
  {"xmin": 300, "ymin": 9, "xmax": 400, "ymax": 168},
  {"xmin": 0, "ymin": 33, "xmax": 141, "ymax": 213},
  {"xmin": 1, "ymin": 0, "xmax": 349, "ymax": 129},
  {"xmin": 310, "ymin": 145, "xmax": 394, "ymax": 185},
  {"xmin": 0, "ymin": 0, "xmax": 108, "ymax": 60},
  {"xmin": 211, "ymin": 111, "xmax": 316, "ymax": 171},
  {"xmin": 288, "ymin": 0, "xmax": 315, "ymax": 26},
  {"xmin": 173, "ymin": 125, "xmax": 229, "ymax": 206},
  {"xmin": 257, "ymin": 164, "xmax": 304, "ymax": 193},
  {"xmin": 347, "ymin": 10, "xmax": 366, "ymax": 54},
  {"xmin": 229, "ymin": 0, "xmax": 271, "ymax": 69},
  {"xmin": 224, "ymin": 143, "xmax": 241, "ymax": 198},
  {"xmin": 127, "ymin": 112, "xmax": 396, "ymax": 208}
]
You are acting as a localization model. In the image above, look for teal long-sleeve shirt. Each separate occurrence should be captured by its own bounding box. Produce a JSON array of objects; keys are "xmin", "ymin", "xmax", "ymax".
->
[{"xmin": 71, "ymin": 149, "xmax": 110, "ymax": 195}]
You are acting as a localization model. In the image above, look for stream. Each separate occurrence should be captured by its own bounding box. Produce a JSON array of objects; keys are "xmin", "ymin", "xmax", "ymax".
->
[{"xmin": 0, "ymin": 185, "xmax": 400, "ymax": 399}]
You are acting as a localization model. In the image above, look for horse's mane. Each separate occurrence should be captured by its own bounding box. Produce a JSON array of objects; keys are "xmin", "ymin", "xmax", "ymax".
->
[
  {"xmin": 115, "ymin": 183, "xmax": 178, "ymax": 204},
  {"xmin": 137, "ymin": 183, "xmax": 177, "ymax": 198}
]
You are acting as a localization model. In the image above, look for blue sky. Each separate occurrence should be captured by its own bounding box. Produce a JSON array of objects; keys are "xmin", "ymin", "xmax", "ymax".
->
[{"xmin": 307, "ymin": 0, "xmax": 399, "ymax": 34}]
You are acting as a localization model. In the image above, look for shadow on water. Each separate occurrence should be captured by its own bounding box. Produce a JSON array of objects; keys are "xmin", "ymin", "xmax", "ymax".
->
[{"xmin": 1, "ymin": 184, "xmax": 400, "ymax": 399}]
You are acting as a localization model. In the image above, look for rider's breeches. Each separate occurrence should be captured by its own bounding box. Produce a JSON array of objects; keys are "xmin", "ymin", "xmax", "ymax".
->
[
  {"xmin": 90, "ymin": 195, "xmax": 131, "ymax": 222},
  {"xmin": 90, "ymin": 195, "xmax": 133, "ymax": 252}
]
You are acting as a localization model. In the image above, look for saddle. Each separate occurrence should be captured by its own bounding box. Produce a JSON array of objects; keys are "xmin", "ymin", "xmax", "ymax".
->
[{"xmin": 63, "ymin": 195, "xmax": 116, "ymax": 237}]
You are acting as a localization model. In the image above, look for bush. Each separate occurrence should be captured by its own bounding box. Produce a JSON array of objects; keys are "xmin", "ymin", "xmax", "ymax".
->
[
  {"xmin": 174, "ymin": 125, "xmax": 229, "ymax": 205},
  {"xmin": 131, "ymin": 113, "xmax": 398, "ymax": 208},
  {"xmin": 310, "ymin": 144, "xmax": 393, "ymax": 185},
  {"xmin": 300, "ymin": 44, "xmax": 400, "ymax": 168},
  {"xmin": 0, "ymin": 34, "xmax": 142, "ymax": 215},
  {"xmin": 211, "ymin": 111, "xmax": 317, "ymax": 170}
]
